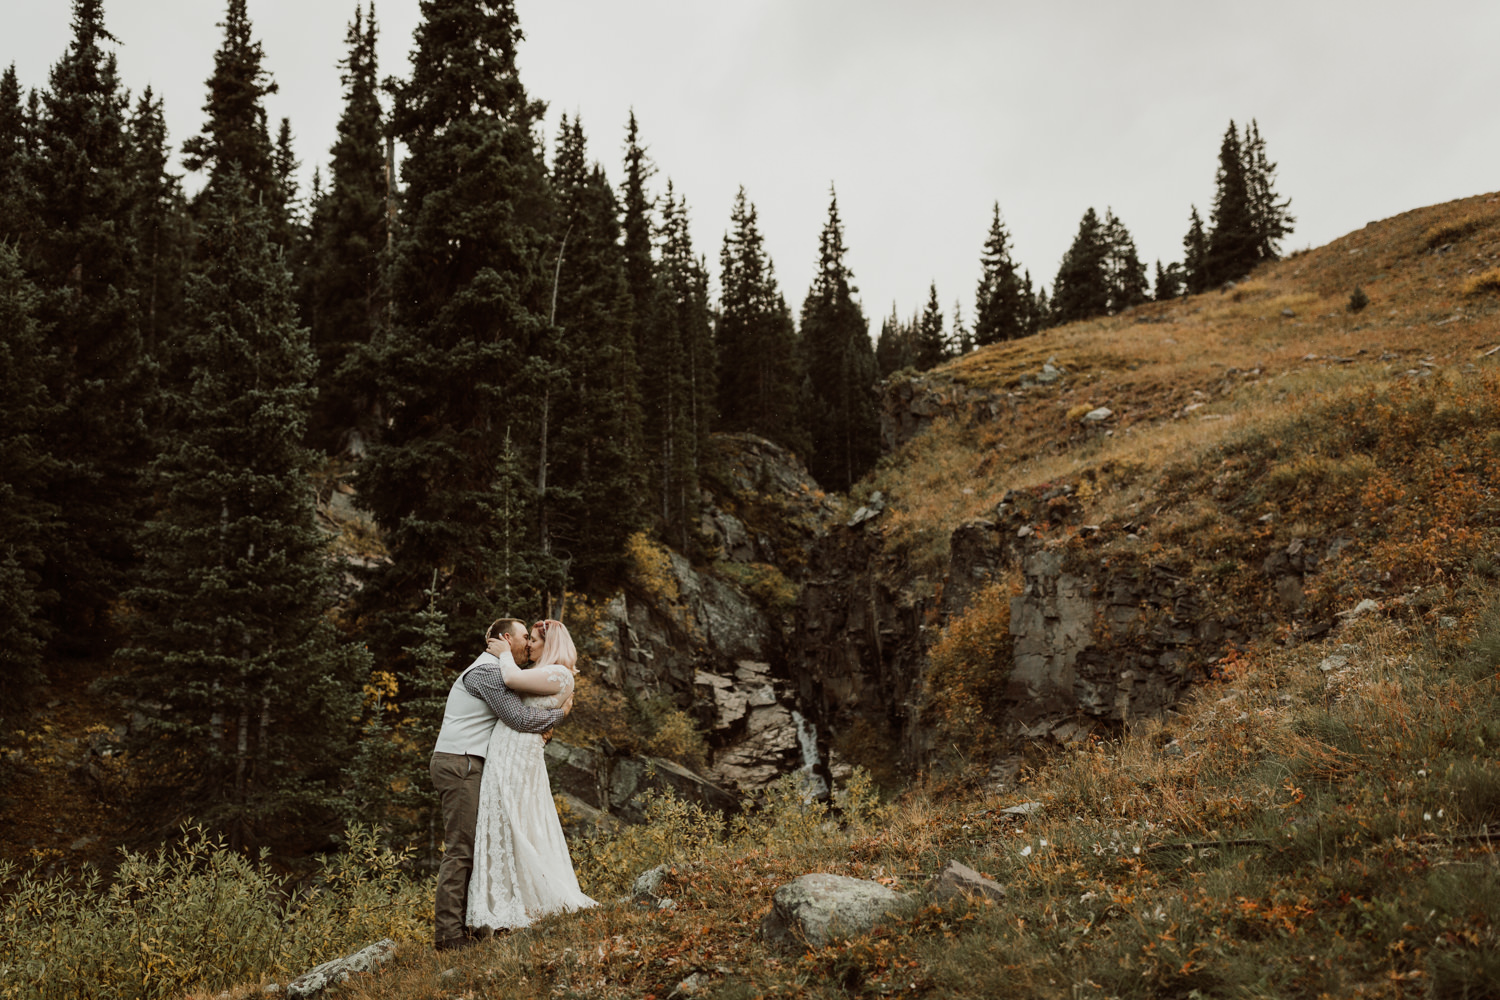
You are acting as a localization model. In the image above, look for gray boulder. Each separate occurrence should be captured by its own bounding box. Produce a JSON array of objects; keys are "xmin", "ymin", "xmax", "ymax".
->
[
  {"xmin": 284, "ymin": 938, "xmax": 396, "ymax": 999},
  {"xmin": 760, "ymin": 873, "xmax": 908, "ymax": 949}
]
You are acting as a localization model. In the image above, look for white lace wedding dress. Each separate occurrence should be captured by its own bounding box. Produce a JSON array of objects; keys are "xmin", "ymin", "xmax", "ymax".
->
[{"xmin": 467, "ymin": 663, "xmax": 597, "ymax": 931}]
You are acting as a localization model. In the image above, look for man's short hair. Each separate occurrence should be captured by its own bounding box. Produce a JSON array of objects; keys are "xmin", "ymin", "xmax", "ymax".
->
[{"xmin": 486, "ymin": 617, "xmax": 526, "ymax": 641}]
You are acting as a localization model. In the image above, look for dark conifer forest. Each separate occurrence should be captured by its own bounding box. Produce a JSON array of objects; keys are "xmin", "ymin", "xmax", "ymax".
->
[{"xmin": 0, "ymin": 0, "xmax": 1294, "ymax": 842}]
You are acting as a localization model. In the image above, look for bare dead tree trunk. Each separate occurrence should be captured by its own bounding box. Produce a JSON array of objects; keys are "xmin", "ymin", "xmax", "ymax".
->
[{"xmin": 537, "ymin": 226, "xmax": 570, "ymax": 579}]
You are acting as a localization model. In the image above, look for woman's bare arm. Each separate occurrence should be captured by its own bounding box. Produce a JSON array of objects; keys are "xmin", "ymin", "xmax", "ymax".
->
[{"xmin": 485, "ymin": 638, "xmax": 568, "ymax": 695}]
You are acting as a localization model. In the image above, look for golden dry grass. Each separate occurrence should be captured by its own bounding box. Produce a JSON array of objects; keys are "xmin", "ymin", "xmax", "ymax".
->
[{"xmin": 874, "ymin": 191, "xmax": 1500, "ymax": 582}]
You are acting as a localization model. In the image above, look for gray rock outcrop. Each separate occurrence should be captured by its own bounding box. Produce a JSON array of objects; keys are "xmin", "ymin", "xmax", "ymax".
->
[
  {"xmin": 544, "ymin": 740, "xmax": 739, "ymax": 825},
  {"xmin": 283, "ymin": 938, "xmax": 395, "ymax": 999}
]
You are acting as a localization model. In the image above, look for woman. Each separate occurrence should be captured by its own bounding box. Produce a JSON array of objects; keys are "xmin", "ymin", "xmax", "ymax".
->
[{"xmin": 467, "ymin": 619, "xmax": 597, "ymax": 932}]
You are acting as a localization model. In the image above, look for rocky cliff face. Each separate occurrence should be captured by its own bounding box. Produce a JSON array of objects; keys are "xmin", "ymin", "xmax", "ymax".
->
[
  {"xmin": 879, "ymin": 373, "xmax": 1002, "ymax": 452},
  {"xmin": 576, "ymin": 434, "xmax": 840, "ymax": 801},
  {"xmin": 787, "ymin": 381, "xmax": 1274, "ymax": 775},
  {"xmin": 578, "ymin": 409, "xmax": 1309, "ymax": 793}
]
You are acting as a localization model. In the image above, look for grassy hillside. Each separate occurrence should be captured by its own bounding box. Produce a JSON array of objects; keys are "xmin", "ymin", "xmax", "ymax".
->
[
  {"xmin": 871, "ymin": 191, "xmax": 1500, "ymax": 599},
  {"xmin": 5, "ymin": 194, "xmax": 1500, "ymax": 999}
]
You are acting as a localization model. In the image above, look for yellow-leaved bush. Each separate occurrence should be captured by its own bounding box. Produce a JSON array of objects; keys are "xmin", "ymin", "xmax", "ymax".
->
[
  {"xmin": 0, "ymin": 824, "xmax": 430, "ymax": 1000},
  {"xmin": 918, "ymin": 580, "xmax": 1016, "ymax": 769}
]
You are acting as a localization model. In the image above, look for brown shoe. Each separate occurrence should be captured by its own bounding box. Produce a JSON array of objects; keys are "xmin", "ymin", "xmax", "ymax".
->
[{"xmin": 435, "ymin": 937, "xmax": 474, "ymax": 952}]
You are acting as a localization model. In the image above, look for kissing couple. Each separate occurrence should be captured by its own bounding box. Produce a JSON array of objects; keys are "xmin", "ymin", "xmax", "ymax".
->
[{"xmin": 428, "ymin": 616, "xmax": 597, "ymax": 951}]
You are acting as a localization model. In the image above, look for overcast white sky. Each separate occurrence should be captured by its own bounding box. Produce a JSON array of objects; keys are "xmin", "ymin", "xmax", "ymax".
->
[{"xmin": 7, "ymin": 1, "xmax": 1499, "ymax": 336}]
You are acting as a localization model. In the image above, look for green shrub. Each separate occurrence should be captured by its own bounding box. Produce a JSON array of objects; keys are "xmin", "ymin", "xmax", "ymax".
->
[
  {"xmin": 1347, "ymin": 285, "xmax": 1369, "ymax": 312},
  {"xmin": 918, "ymin": 581, "xmax": 1014, "ymax": 766},
  {"xmin": 632, "ymin": 693, "xmax": 710, "ymax": 771},
  {"xmin": 712, "ymin": 560, "xmax": 800, "ymax": 615},
  {"xmin": 571, "ymin": 788, "xmax": 725, "ymax": 900},
  {"xmin": 0, "ymin": 824, "xmax": 430, "ymax": 1000}
]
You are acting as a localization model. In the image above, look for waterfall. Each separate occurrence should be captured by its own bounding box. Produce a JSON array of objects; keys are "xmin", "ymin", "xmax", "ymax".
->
[{"xmin": 790, "ymin": 709, "xmax": 829, "ymax": 801}]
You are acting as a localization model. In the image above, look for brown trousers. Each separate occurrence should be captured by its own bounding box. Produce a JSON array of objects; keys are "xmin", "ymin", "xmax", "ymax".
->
[{"xmin": 430, "ymin": 751, "xmax": 485, "ymax": 945}]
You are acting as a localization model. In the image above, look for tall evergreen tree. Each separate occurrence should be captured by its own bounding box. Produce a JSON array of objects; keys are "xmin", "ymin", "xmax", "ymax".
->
[
  {"xmin": 1101, "ymin": 208, "xmax": 1149, "ymax": 314},
  {"xmin": 126, "ymin": 87, "xmax": 190, "ymax": 356},
  {"xmin": 1203, "ymin": 121, "xmax": 1257, "ymax": 287},
  {"xmin": 1242, "ymin": 119, "xmax": 1295, "ymax": 263},
  {"xmin": 0, "ymin": 64, "xmax": 35, "ymax": 245},
  {"xmin": 913, "ymin": 281, "xmax": 949, "ymax": 370},
  {"xmin": 1182, "ymin": 205, "xmax": 1210, "ymax": 294},
  {"xmin": 117, "ymin": 170, "xmax": 366, "ymax": 844},
  {"xmin": 1020, "ymin": 270, "xmax": 1045, "ymax": 335},
  {"xmin": 618, "ymin": 113, "xmax": 687, "ymax": 539},
  {"xmin": 951, "ymin": 300, "xmax": 972, "ymax": 356},
  {"xmin": 304, "ymin": 3, "xmax": 387, "ymax": 453},
  {"xmin": 615, "ymin": 111, "xmax": 657, "ymax": 446},
  {"xmin": 338, "ymin": 573, "xmax": 446, "ymax": 852},
  {"xmin": 799, "ymin": 190, "xmax": 879, "ymax": 492},
  {"xmin": 1051, "ymin": 207, "xmax": 1110, "ymax": 324},
  {"xmin": 1032, "ymin": 282, "xmax": 1052, "ymax": 331},
  {"xmin": 545, "ymin": 114, "xmax": 646, "ymax": 585},
  {"xmin": 0, "ymin": 245, "xmax": 60, "ymax": 713},
  {"xmin": 650, "ymin": 184, "xmax": 715, "ymax": 550},
  {"xmin": 353, "ymin": 0, "xmax": 556, "ymax": 651},
  {"xmin": 972, "ymin": 203, "xmax": 1027, "ymax": 345},
  {"xmin": 1153, "ymin": 259, "xmax": 1184, "ymax": 301},
  {"xmin": 269, "ymin": 116, "xmax": 306, "ymax": 259},
  {"xmin": 716, "ymin": 187, "xmax": 804, "ymax": 450},
  {"xmin": 619, "ymin": 111, "xmax": 656, "ymax": 366},
  {"xmin": 182, "ymin": 0, "xmax": 278, "ymax": 205},
  {"xmin": 30, "ymin": 0, "xmax": 148, "ymax": 646},
  {"xmin": 875, "ymin": 303, "xmax": 915, "ymax": 378}
]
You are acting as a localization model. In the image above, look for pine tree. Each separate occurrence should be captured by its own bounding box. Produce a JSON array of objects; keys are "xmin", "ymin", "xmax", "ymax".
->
[
  {"xmin": 799, "ymin": 190, "xmax": 879, "ymax": 492},
  {"xmin": 126, "ymin": 87, "xmax": 190, "ymax": 356},
  {"xmin": 339, "ymin": 572, "xmax": 445, "ymax": 850},
  {"xmin": 1051, "ymin": 207, "xmax": 1110, "ymax": 324},
  {"xmin": 1242, "ymin": 119, "xmax": 1295, "ymax": 263},
  {"xmin": 544, "ymin": 114, "xmax": 647, "ymax": 586},
  {"xmin": 30, "ymin": 0, "xmax": 148, "ymax": 647},
  {"xmin": 1032, "ymin": 283, "xmax": 1052, "ymax": 331},
  {"xmin": 1182, "ymin": 205, "xmax": 1210, "ymax": 294},
  {"xmin": 651, "ymin": 184, "xmax": 715, "ymax": 549},
  {"xmin": 304, "ymin": 3, "xmax": 387, "ymax": 453},
  {"xmin": 620, "ymin": 112, "xmax": 656, "ymax": 368},
  {"xmin": 1020, "ymin": 270, "xmax": 1044, "ymax": 335},
  {"xmin": 0, "ymin": 244, "xmax": 60, "ymax": 713},
  {"xmin": 0, "ymin": 64, "xmax": 35, "ymax": 244},
  {"xmin": 182, "ymin": 0, "xmax": 277, "ymax": 205},
  {"xmin": 354, "ymin": 0, "xmax": 556, "ymax": 652},
  {"xmin": 1203, "ymin": 121, "xmax": 1257, "ymax": 286},
  {"xmin": 617, "ymin": 113, "xmax": 683, "ymax": 536},
  {"xmin": 118, "ymin": 170, "xmax": 367, "ymax": 844},
  {"xmin": 1153, "ymin": 260, "xmax": 1184, "ymax": 301},
  {"xmin": 913, "ymin": 281, "xmax": 948, "ymax": 369},
  {"xmin": 875, "ymin": 304, "xmax": 915, "ymax": 377},
  {"xmin": 952, "ymin": 300, "xmax": 972, "ymax": 356},
  {"xmin": 972, "ymin": 203, "xmax": 1027, "ymax": 345},
  {"xmin": 1102, "ymin": 208, "xmax": 1149, "ymax": 314},
  {"xmin": 716, "ymin": 187, "xmax": 803, "ymax": 450}
]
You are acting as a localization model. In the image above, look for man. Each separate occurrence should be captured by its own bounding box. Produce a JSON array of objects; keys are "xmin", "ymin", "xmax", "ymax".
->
[{"xmin": 430, "ymin": 617, "xmax": 571, "ymax": 952}]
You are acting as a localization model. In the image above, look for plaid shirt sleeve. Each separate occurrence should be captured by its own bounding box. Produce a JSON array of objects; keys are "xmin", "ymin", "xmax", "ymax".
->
[{"xmin": 463, "ymin": 665, "xmax": 565, "ymax": 734}]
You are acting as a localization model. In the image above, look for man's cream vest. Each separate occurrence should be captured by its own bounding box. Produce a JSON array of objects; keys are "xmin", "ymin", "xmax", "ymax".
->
[{"xmin": 432, "ymin": 650, "xmax": 513, "ymax": 757}]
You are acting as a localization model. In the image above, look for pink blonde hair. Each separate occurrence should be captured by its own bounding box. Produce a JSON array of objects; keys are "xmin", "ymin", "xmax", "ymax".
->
[{"xmin": 533, "ymin": 619, "xmax": 578, "ymax": 673}]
